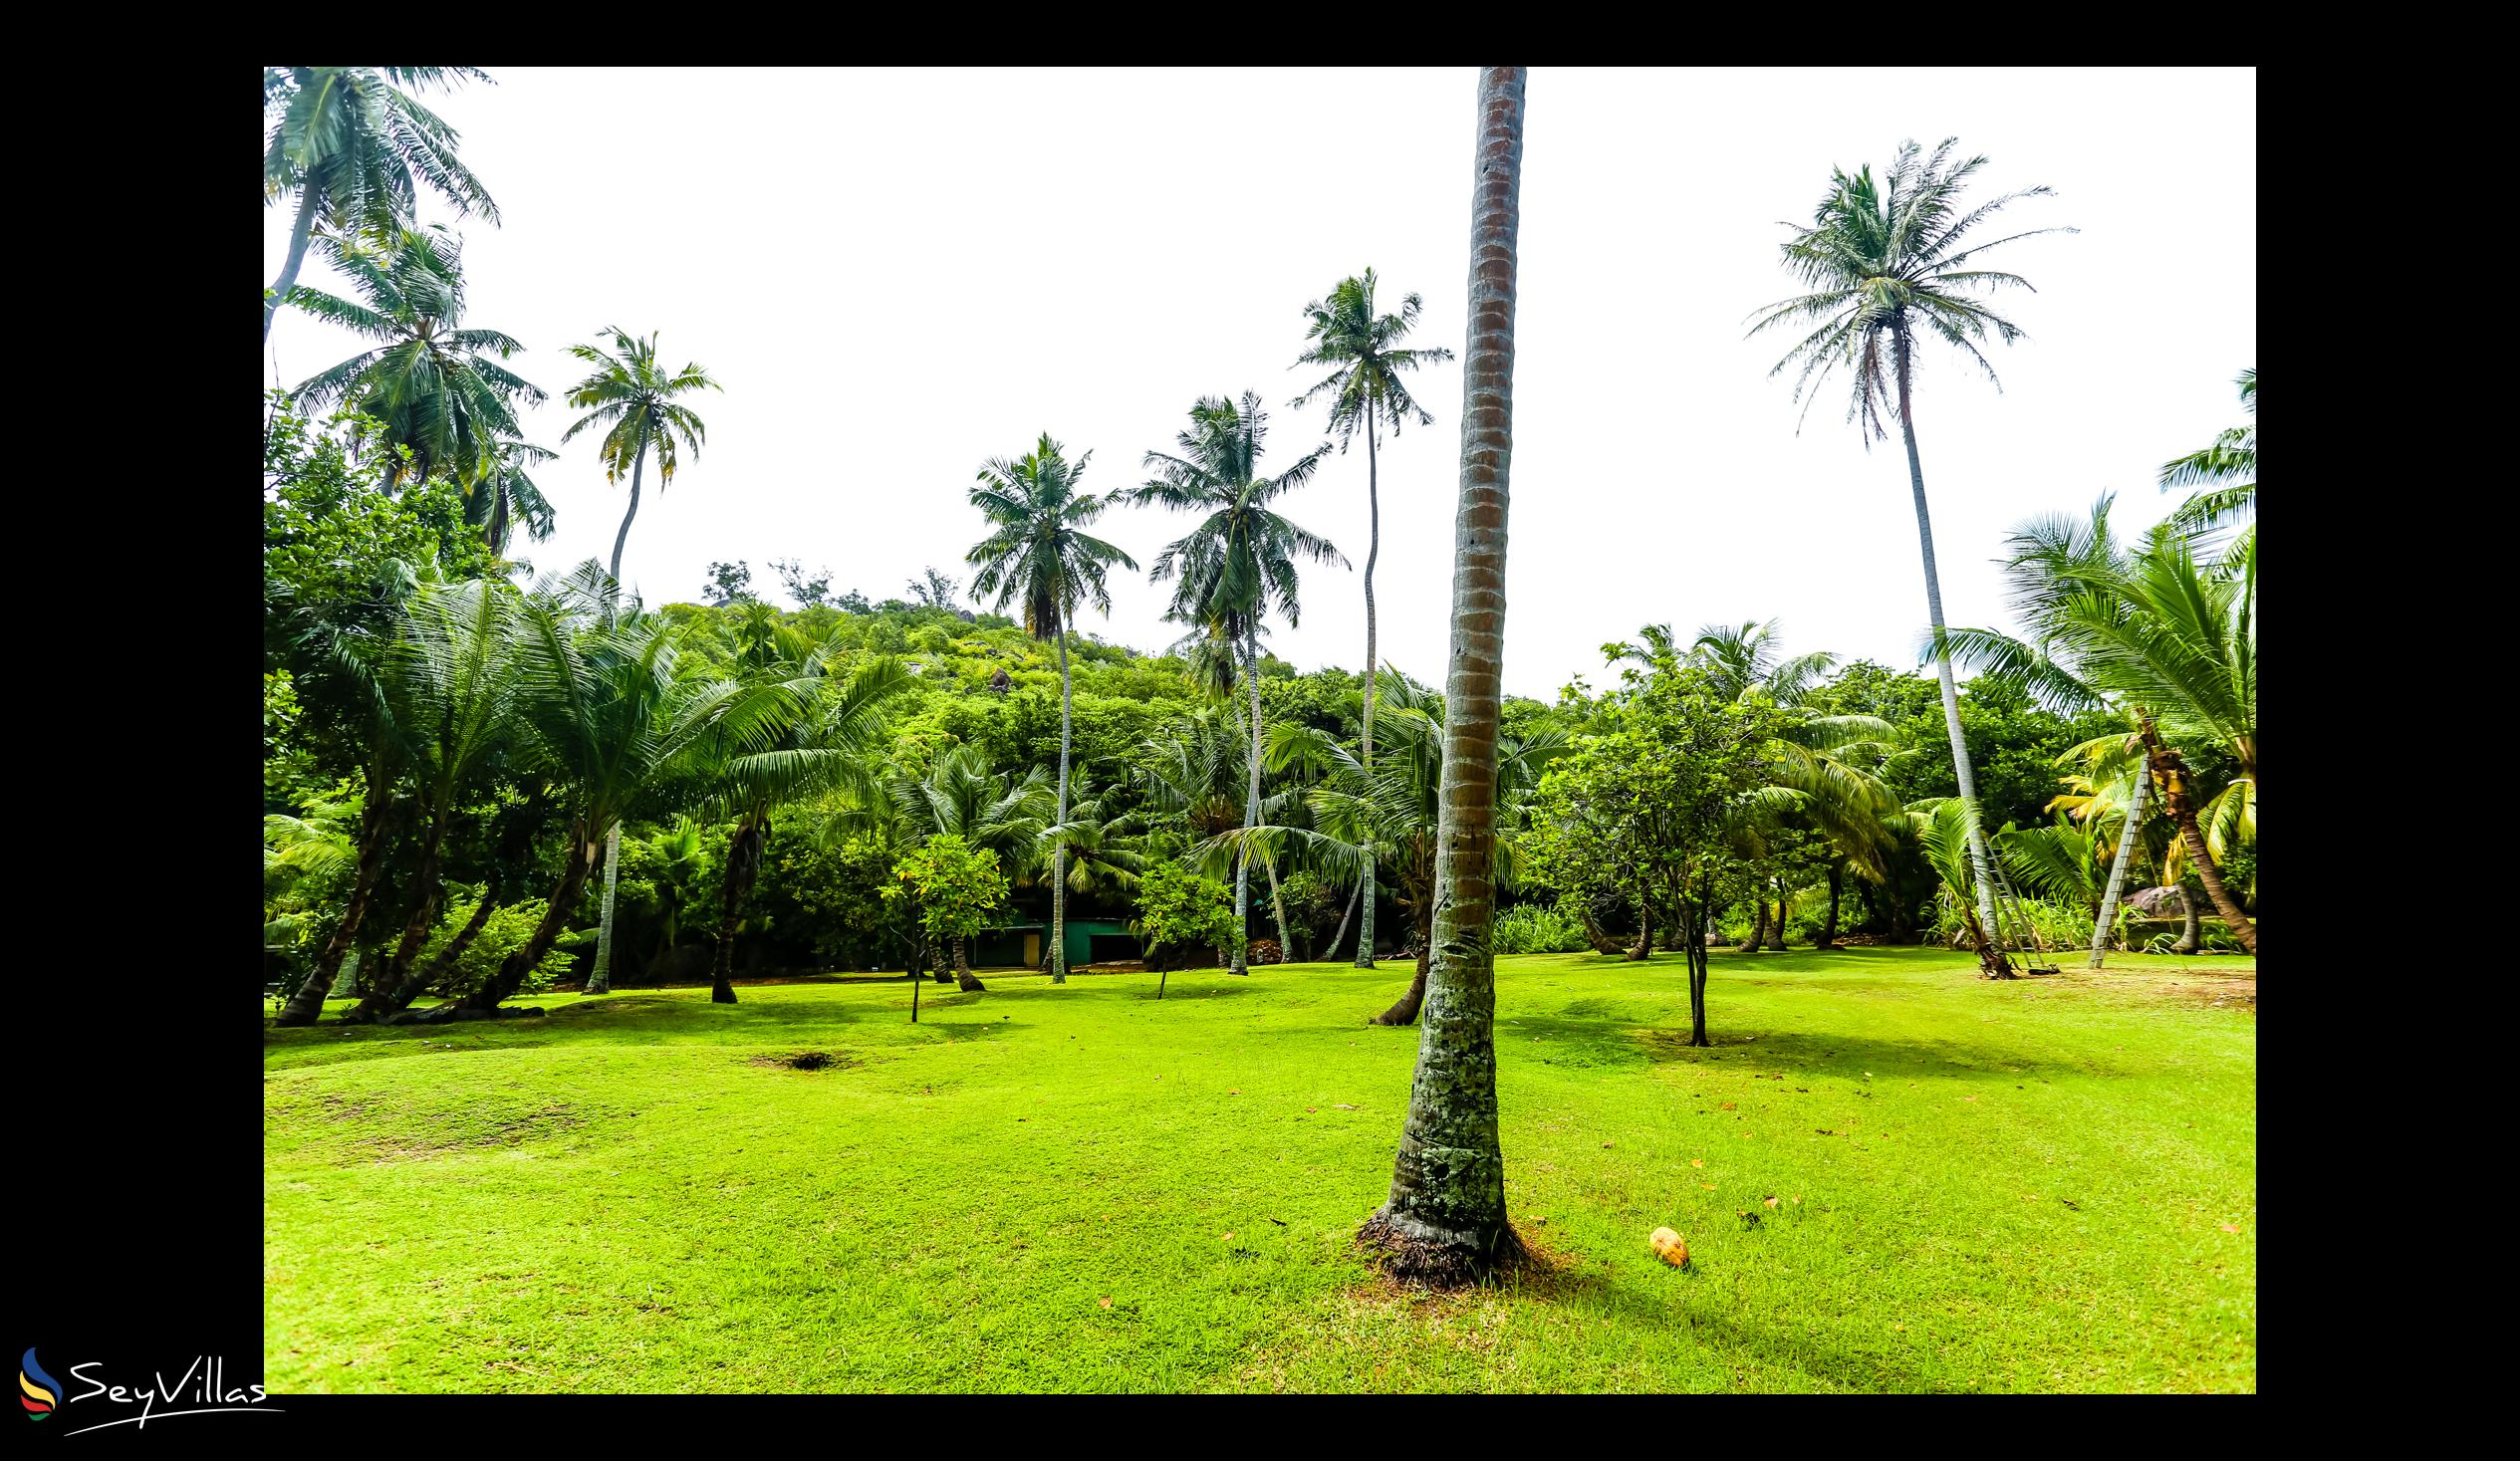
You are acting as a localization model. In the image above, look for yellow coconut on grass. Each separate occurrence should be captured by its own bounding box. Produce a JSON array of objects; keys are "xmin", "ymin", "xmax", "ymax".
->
[{"xmin": 1649, "ymin": 1227, "xmax": 1688, "ymax": 1268}]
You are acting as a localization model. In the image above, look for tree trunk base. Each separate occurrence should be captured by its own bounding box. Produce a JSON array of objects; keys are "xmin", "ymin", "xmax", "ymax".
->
[
  {"xmin": 1368, "ymin": 967, "xmax": 1429, "ymax": 1026},
  {"xmin": 394, "ymin": 1004, "xmax": 549, "ymax": 1026},
  {"xmin": 711, "ymin": 982, "xmax": 738, "ymax": 1004},
  {"xmin": 1357, "ymin": 1206, "xmax": 1528, "ymax": 1289},
  {"xmin": 956, "ymin": 972, "xmax": 987, "ymax": 992}
]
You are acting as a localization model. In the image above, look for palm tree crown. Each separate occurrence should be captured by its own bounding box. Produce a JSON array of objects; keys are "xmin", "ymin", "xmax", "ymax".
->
[
  {"xmin": 263, "ymin": 67, "xmax": 498, "ymax": 341},
  {"xmin": 1291, "ymin": 270, "xmax": 1454, "ymax": 443},
  {"xmin": 1749, "ymin": 136, "xmax": 2071, "ymax": 437},
  {"xmin": 1126, "ymin": 391, "xmax": 1346, "ymax": 643},
  {"xmin": 290, "ymin": 227, "xmax": 545, "ymax": 491},
  {"xmin": 561, "ymin": 328, "xmax": 719, "ymax": 497},
  {"xmin": 964, "ymin": 434, "xmax": 1139, "ymax": 637}
]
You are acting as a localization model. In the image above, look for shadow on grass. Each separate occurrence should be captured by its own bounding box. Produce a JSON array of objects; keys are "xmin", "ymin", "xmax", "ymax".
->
[{"xmin": 1500, "ymin": 1014, "xmax": 2116, "ymax": 1084}]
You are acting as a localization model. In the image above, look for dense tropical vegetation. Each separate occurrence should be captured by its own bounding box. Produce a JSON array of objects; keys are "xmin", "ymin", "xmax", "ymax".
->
[{"xmin": 262, "ymin": 65, "xmax": 2255, "ymax": 1378}]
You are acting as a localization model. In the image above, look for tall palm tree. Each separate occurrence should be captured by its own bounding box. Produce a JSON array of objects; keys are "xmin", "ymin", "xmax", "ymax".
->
[
  {"xmin": 1365, "ymin": 65, "xmax": 1527, "ymax": 1288},
  {"xmin": 561, "ymin": 327, "xmax": 720, "ymax": 994},
  {"xmin": 1124, "ymin": 392, "xmax": 1344, "ymax": 975},
  {"xmin": 1292, "ymin": 269, "xmax": 1454, "ymax": 971},
  {"xmin": 264, "ymin": 67, "xmax": 498, "ymax": 343},
  {"xmin": 963, "ymin": 433, "xmax": 1139, "ymax": 985},
  {"xmin": 1749, "ymin": 135, "xmax": 2072, "ymax": 978},
  {"xmin": 2160, "ymin": 367, "xmax": 2256, "ymax": 541},
  {"xmin": 289, "ymin": 227, "xmax": 546, "ymax": 492}
]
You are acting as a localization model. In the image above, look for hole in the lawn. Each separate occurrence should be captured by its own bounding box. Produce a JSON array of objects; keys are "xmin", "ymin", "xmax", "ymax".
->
[{"xmin": 751, "ymin": 1051, "xmax": 849, "ymax": 1072}]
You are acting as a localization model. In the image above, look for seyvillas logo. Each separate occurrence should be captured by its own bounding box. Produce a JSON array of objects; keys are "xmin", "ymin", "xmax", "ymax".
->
[
  {"xmin": 20, "ymin": 1348, "xmax": 60, "ymax": 1420},
  {"xmin": 20, "ymin": 1350, "xmax": 277, "ymax": 1436}
]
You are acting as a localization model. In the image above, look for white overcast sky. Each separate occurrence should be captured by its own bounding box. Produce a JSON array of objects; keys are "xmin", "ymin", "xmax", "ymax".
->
[{"xmin": 263, "ymin": 66, "xmax": 2255, "ymax": 700}]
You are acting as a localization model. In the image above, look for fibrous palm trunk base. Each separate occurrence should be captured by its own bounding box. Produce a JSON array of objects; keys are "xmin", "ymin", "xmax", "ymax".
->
[{"xmin": 1358, "ymin": 1208, "xmax": 1529, "ymax": 1289}]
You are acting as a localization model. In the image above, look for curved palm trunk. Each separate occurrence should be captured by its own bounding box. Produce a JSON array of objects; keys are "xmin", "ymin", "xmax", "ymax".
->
[
  {"xmin": 588, "ymin": 441, "xmax": 652, "ymax": 999},
  {"xmin": 1357, "ymin": 417, "xmax": 1382, "ymax": 969},
  {"xmin": 486, "ymin": 486, "xmax": 511, "ymax": 555},
  {"xmin": 1577, "ymin": 902, "xmax": 1626, "ymax": 956},
  {"xmin": 2139, "ymin": 719, "xmax": 2256, "ymax": 955},
  {"xmin": 275, "ymin": 779, "xmax": 393, "ymax": 1027},
  {"xmin": 2172, "ymin": 882, "xmax": 2202, "ymax": 954},
  {"xmin": 372, "ymin": 808, "xmax": 450, "ymax": 1011},
  {"xmin": 1263, "ymin": 853, "xmax": 1296, "ymax": 964},
  {"xmin": 1363, "ymin": 66, "xmax": 1527, "ymax": 1288},
  {"xmin": 1815, "ymin": 864, "xmax": 1844, "ymax": 951},
  {"xmin": 1052, "ymin": 624, "xmax": 1073, "ymax": 984},
  {"xmin": 708, "ymin": 815, "xmax": 768, "ymax": 1004},
  {"xmin": 953, "ymin": 935, "xmax": 985, "ymax": 992},
  {"xmin": 1894, "ymin": 330, "xmax": 2013, "ymax": 978},
  {"xmin": 2087, "ymin": 753, "xmax": 2148, "ymax": 969},
  {"xmin": 1326, "ymin": 876, "xmax": 1363, "ymax": 963},
  {"xmin": 1764, "ymin": 890, "xmax": 1788, "ymax": 951},
  {"xmin": 264, "ymin": 184, "xmax": 324, "ymax": 344},
  {"xmin": 1738, "ymin": 898, "xmax": 1765, "ymax": 953},
  {"xmin": 1231, "ymin": 631, "xmax": 1261, "ymax": 975}
]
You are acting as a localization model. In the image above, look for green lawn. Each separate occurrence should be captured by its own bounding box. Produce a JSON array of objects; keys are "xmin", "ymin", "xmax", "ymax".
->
[{"xmin": 263, "ymin": 947, "xmax": 2256, "ymax": 1393}]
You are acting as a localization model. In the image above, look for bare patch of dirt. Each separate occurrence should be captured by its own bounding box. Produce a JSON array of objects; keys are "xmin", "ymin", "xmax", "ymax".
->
[{"xmin": 748, "ymin": 1051, "xmax": 854, "ymax": 1072}]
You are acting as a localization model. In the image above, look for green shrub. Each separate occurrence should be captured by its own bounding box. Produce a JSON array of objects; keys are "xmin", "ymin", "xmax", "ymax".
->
[
  {"xmin": 422, "ymin": 898, "xmax": 577, "ymax": 998},
  {"xmin": 1492, "ymin": 901, "xmax": 1590, "ymax": 955}
]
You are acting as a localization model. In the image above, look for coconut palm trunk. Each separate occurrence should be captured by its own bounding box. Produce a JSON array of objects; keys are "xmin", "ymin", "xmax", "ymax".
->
[
  {"xmin": 1230, "ymin": 631, "xmax": 1261, "ymax": 975},
  {"xmin": 372, "ymin": 813, "xmax": 450, "ymax": 1010},
  {"xmin": 275, "ymin": 781, "xmax": 394, "ymax": 1027},
  {"xmin": 265, "ymin": 184, "xmax": 324, "ymax": 343},
  {"xmin": 1363, "ymin": 64, "xmax": 1526, "ymax": 1286},
  {"xmin": 708, "ymin": 816, "xmax": 767, "ymax": 1004},
  {"xmin": 1816, "ymin": 863, "xmax": 1844, "ymax": 951},
  {"xmin": 1052, "ymin": 623, "xmax": 1073, "ymax": 984},
  {"xmin": 586, "ymin": 441, "xmax": 651, "ymax": 1000},
  {"xmin": 1358, "ymin": 419, "xmax": 1382, "ymax": 969},
  {"xmin": 2087, "ymin": 752, "xmax": 2148, "ymax": 969},
  {"xmin": 2139, "ymin": 718, "xmax": 2255, "ymax": 954},
  {"xmin": 1326, "ymin": 876, "xmax": 1363, "ymax": 962},
  {"xmin": 953, "ymin": 936, "xmax": 984, "ymax": 991},
  {"xmin": 1894, "ymin": 330, "xmax": 2013, "ymax": 977}
]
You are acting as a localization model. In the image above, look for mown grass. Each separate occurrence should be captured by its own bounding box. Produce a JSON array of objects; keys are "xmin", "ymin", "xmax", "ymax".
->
[{"xmin": 263, "ymin": 947, "xmax": 2255, "ymax": 1392}]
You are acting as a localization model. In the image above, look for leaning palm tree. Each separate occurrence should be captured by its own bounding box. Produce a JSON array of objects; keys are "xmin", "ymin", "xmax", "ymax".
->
[
  {"xmin": 561, "ymin": 327, "xmax": 719, "ymax": 994},
  {"xmin": 289, "ymin": 226, "xmax": 546, "ymax": 492},
  {"xmin": 422, "ymin": 566, "xmax": 748, "ymax": 1019},
  {"xmin": 263, "ymin": 67, "xmax": 497, "ymax": 343},
  {"xmin": 1123, "ymin": 391, "xmax": 1344, "ymax": 975},
  {"xmin": 1292, "ymin": 269, "xmax": 1454, "ymax": 970},
  {"xmin": 1748, "ymin": 135, "xmax": 2072, "ymax": 978},
  {"xmin": 2160, "ymin": 367, "xmax": 2256, "ymax": 542},
  {"xmin": 1364, "ymin": 65, "xmax": 1528, "ymax": 1288},
  {"xmin": 964, "ymin": 433, "xmax": 1139, "ymax": 985},
  {"xmin": 1939, "ymin": 498, "xmax": 2257, "ymax": 954}
]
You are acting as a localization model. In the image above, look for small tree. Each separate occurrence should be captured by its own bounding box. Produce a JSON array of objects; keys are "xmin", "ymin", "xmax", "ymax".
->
[
  {"xmin": 1132, "ymin": 860, "xmax": 1235, "ymax": 1000},
  {"xmin": 770, "ymin": 559, "xmax": 834, "ymax": 609},
  {"xmin": 883, "ymin": 835, "xmax": 1006, "ymax": 1014},
  {"xmin": 702, "ymin": 560, "xmax": 754, "ymax": 607}
]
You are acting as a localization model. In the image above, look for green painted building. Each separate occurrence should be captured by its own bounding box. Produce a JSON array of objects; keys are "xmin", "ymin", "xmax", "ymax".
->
[{"xmin": 968, "ymin": 919, "xmax": 1141, "ymax": 969}]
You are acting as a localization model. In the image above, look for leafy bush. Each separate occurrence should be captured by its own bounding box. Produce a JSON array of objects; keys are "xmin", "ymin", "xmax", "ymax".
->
[
  {"xmin": 1492, "ymin": 901, "xmax": 1590, "ymax": 955},
  {"xmin": 422, "ymin": 898, "xmax": 578, "ymax": 998}
]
